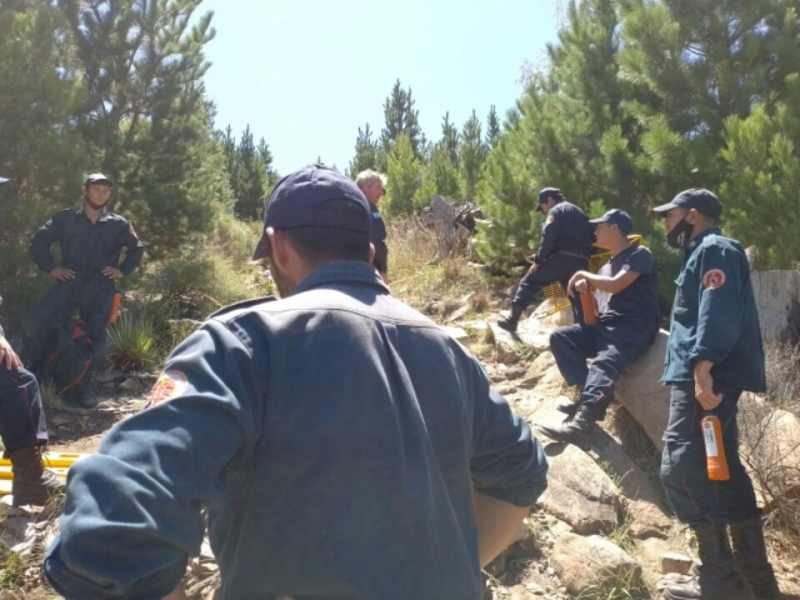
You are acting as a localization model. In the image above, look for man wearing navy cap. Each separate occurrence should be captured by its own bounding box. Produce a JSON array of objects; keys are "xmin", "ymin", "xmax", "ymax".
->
[
  {"xmin": 536, "ymin": 209, "xmax": 660, "ymax": 447},
  {"xmin": 45, "ymin": 164, "xmax": 549, "ymax": 600},
  {"xmin": 497, "ymin": 187, "xmax": 595, "ymax": 333},
  {"xmin": 21, "ymin": 173, "xmax": 144, "ymax": 408},
  {"xmin": 654, "ymin": 189, "xmax": 780, "ymax": 600}
]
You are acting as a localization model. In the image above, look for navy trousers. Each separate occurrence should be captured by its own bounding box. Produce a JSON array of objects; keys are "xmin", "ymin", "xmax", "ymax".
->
[
  {"xmin": 660, "ymin": 379, "xmax": 762, "ymax": 529},
  {"xmin": 549, "ymin": 318, "xmax": 658, "ymax": 421},
  {"xmin": 0, "ymin": 366, "xmax": 49, "ymax": 453},
  {"xmin": 512, "ymin": 253, "xmax": 588, "ymax": 325},
  {"xmin": 22, "ymin": 276, "xmax": 115, "ymax": 369}
]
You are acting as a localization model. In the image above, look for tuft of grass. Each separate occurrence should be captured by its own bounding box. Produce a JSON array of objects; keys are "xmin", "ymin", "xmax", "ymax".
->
[
  {"xmin": 106, "ymin": 313, "xmax": 160, "ymax": 372},
  {"xmin": 0, "ymin": 544, "xmax": 23, "ymax": 590},
  {"xmin": 573, "ymin": 564, "xmax": 650, "ymax": 600}
]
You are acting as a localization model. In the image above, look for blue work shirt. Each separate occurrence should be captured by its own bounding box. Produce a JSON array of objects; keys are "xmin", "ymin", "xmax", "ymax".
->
[
  {"xmin": 595, "ymin": 244, "xmax": 661, "ymax": 323},
  {"xmin": 29, "ymin": 206, "xmax": 144, "ymax": 277},
  {"xmin": 369, "ymin": 202, "xmax": 388, "ymax": 274},
  {"xmin": 662, "ymin": 228, "xmax": 765, "ymax": 392},
  {"xmin": 536, "ymin": 201, "xmax": 594, "ymax": 263},
  {"xmin": 45, "ymin": 261, "xmax": 548, "ymax": 600}
]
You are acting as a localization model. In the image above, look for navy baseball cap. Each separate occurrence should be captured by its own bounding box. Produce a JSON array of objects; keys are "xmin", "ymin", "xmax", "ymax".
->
[
  {"xmin": 590, "ymin": 209, "xmax": 633, "ymax": 233},
  {"xmin": 653, "ymin": 188, "xmax": 722, "ymax": 218},
  {"xmin": 84, "ymin": 173, "xmax": 114, "ymax": 187},
  {"xmin": 536, "ymin": 187, "xmax": 563, "ymax": 212},
  {"xmin": 252, "ymin": 164, "xmax": 370, "ymax": 260}
]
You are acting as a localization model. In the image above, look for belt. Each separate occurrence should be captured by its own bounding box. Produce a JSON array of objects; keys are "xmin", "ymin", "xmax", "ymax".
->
[{"xmin": 555, "ymin": 250, "xmax": 589, "ymax": 260}]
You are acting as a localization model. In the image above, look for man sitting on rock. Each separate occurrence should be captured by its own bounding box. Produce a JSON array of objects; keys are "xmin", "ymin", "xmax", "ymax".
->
[{"xmin": 536, "ymin": 209, "xmax": 661, "ymax": 448}]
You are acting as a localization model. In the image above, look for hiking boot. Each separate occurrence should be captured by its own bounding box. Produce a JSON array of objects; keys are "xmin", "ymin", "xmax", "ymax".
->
[
  {"xmin": 9, "ymin": 446, "xmax": 64, "ymax": 506},
  {"xmin": 62, "ymin": 367, "xmax": 98, "ymax": 409},
  {"xmin": 536, "ymin": 409, "xmax": 595, "ymax": 449},
  {"xmin": 662, "ymin": 526, "xmax": 755, "ymax": 600},
  {"xmin": 730, "ymin": 521, "xmax": 781, "ymax": 600},
  {"xmin": 497, "ymin": 305, "xmax": 524, "ymax": 333}
]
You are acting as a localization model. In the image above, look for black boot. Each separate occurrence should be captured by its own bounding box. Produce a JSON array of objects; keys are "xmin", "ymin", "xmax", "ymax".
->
[
  {"xmin": 63, "ymin": 367, "xmax": 99, "ymax": 409},
  {"xmin": 497, "ymin": 305, "xmax": 524, "ymax": 333},
  {"xmin": 729, "ymin": 521, "xmax": 781, "ymax": 600},
  {"xmin": 663, "ymin": 526, "xmax": 755, "ymax": 600},
  {"xmin": 9, "ymin": 446, "xmax": 64, "ymax": 506},
  {"xmin": 536, "ymin": 409, "xmax": 595, "ymax": 449}
]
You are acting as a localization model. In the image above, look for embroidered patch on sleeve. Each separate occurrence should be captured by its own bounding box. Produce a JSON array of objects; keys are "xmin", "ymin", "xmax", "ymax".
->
[
  {"xmin": 148, "ymin": 370, "xmax": 188, "ymax": 407},
  {"xmin": 702, "ymin": 269, "xmax": 726, "ymax": 289},
  {"xmin": 545, "ymin": 215, "xmax": 555, "ymax": 225}
]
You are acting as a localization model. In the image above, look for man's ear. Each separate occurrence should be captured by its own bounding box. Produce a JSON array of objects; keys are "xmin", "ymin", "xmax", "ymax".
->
[{"xmin": 266, "ymin": 228, "xmax": 287, "ymax": 267}]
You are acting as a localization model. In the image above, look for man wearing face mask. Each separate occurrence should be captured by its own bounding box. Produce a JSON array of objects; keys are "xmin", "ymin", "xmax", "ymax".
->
[
  {"xmin": 21, "ymin": 173, "xmax": 144, "ymax": 409},
  {"xmin": 654, "ymin": 189, "xmax": 780, "ymax": 600}
]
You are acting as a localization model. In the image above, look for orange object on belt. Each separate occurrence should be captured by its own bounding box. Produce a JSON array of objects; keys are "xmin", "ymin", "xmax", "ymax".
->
[{"xmin": 580, "ymin": 291, "xmax": 598, "ymax": 326}]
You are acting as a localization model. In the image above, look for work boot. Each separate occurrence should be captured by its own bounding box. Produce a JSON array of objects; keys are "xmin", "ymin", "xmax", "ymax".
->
[
  {"xmin": 9, "ymin": 446, "xmax": 64, "ymax": 506},
  {"xmin": 663, "ymin": 526, "xmax": 755, "ymax": 600},
  {"xmin": 536, "ymin": 409, "xmax": 595, "ymax": 449},
  {"xmin": 729, "ymin": 521, "xmax": 781, "ymax": 600},
  {"xmin": 62, "ymin": 367, "xmax": 98, "ymax": 409},
  {"xmin": 497, "ymin": 305, "xmax": 524, "ymax": 333}
]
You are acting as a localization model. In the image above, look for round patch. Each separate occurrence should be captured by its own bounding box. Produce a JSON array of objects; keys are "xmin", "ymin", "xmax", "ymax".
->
[
  {"xmin": 148, "ymin": 370, "xmax": 188, "ymax": 407},
  {"xmin": 702, "ymin": 269, "xmax": 726, "ymax": 289},
  {"xmin": 545, "ymin": 214, "xmax": 555, "ymax": 225}
]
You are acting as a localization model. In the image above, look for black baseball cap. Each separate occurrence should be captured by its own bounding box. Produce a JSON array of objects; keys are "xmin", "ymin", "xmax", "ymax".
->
[
  {"xmin": 590, "ymin": 209, "xmax": 633, "ymax": 233},
  {"xmin": 252, "ymin": 164, "xmax": 370, "ymax": 260},
  {"xmin": 84, "ymin": 173, "xmax": 114, "ymax": 187},
  {"xmin": 536, "ymin": 187, "xmax": 564, "ymax": 212},
  {"xmin": 653, "ymin": 188, "xmax": 722, "ymax": 218}
]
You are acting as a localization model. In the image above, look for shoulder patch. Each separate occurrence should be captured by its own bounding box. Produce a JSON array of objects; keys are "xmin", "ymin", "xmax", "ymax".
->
[
  {"xmin": 545, "ymin": 214, "xmax": 555, "ymax": 225},
  {"xmin": 702, "ymin": 269, "xmax": 726, "ymax": 289},
  {"xmin": 148, "ymin": 370, "xmax": 188, "ymax": 407}
]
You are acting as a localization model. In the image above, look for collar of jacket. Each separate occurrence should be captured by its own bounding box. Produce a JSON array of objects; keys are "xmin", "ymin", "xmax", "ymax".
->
[
  {"xmin": 684, "ymin": 226, "xmax": 722, "ymax": 260},
  {"xmin": 293, "ymin": 261, "xmax": 389, "ymax": 296}
]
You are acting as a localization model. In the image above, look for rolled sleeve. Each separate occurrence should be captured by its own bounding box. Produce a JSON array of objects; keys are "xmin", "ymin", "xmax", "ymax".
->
[
  {"xmin": 45, "ymin": 320, "xmax": 264, "ymax": 599},
  {"xmin": 471, "ymin": 389, "xmax": 548, "ymax": 507}
]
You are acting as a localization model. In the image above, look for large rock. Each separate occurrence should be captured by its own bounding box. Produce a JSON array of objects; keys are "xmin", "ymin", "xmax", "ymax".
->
[
  {"xmin": 550, "ymin": 532, "xmax": 643, "ymax": 597},
  {"xmin": 537, "ymin": 444, "xmax": 621, "ymax": 535},
  {"xmin": 613, "ymin": 330, "xmax": 671, "ymax": 451}
]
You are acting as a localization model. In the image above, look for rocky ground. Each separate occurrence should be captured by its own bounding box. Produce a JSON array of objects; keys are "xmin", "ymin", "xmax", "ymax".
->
[{"xmin": 1, "ymin": 305, "xmax": 799, "ymax": 599}]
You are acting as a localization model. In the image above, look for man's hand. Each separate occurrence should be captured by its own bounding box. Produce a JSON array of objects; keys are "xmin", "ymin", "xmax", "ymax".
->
[
  {"xmin": 694, "ymin": 360, "xmax": 723, "ymax": 410},
  {"xmin": 50, "ymin": 267, "xmax": 75, "ymax": 281},
  {"xmin": 0, "ymin": 337, "xmax": 22, "ymax": 371},
  {"xmin": 567, "ymin": 271, "xmax": 591, "ymax": 297},
  {"xmin": 527, "ymin": 263, "xmax": 539, "ymax": 275},
  {"xmin": 102, "ymin": 266, "xmax": 124, "ymax": 280}
]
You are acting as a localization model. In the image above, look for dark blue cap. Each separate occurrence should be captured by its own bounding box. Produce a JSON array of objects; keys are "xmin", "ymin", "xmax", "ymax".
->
[
  {"xmin": 84, "ymin": 173, "xmax": 114, "ymax": 187},
  {"xmin": 653, "ymin": 188, "xmax": 722, "ymax": 218},
  {"xmin": 536, "ymin": 187, "xmax": 564, "ymax": 212},
  {"xmin": 590, "ymin": 209, "xmax": 633, "ymax": 233},
  {"xmin": 252, "ymin": 164, "xmax": 370, "ymax": 260}
]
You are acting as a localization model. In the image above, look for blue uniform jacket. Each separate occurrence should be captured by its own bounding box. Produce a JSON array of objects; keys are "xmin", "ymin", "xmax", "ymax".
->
[
  {"xmin": 662, "ymin": 228, "xmax": 766, "ymax": 392},
  {"xmin": 29, "ymin": 207, "xmax": 144, "ymax": 277},
  {"xmin": 536, "ymin": 201, "xmax": 594, "ymax": 263},
  {"xmin": 45, "ymin": 261, "xmax": 548, "ymax": 600}
]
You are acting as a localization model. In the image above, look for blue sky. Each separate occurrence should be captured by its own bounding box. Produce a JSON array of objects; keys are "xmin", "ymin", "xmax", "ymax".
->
[{"xmin": 199, "ymin": 0, "xmax": 562, "ymax": 175}]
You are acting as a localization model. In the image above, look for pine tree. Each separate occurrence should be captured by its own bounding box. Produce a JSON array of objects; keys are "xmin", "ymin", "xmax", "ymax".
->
[
  {"xmin": 348, "ymin": 123, "xmax": 379, "ymax": 177},
  {"xmin": 486, "ymin": 105, "xmax": 501, "ymax": 149},
  {"xmin": 460, "ymin": 110, "xmax": 487, "ymax": 202},
  {"xmin": 441, "ymin": 112, "xmax": 460, "ymax": 168},
  {"xmin": 384, "ymin": 133, "xmax": 423, "ymax": 218},
  {"xmin": 57, "ymin": 0, "xmax": 230, "ymax": 257},
  {"xmin": 379, "ymin": 79, "xmax": 423, "ymax": 168}
]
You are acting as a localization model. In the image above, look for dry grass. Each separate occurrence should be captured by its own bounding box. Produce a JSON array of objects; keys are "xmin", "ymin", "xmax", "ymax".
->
[{"xmin": 386, "ymin": 218, "xmax": 492, "ymax": 318}]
